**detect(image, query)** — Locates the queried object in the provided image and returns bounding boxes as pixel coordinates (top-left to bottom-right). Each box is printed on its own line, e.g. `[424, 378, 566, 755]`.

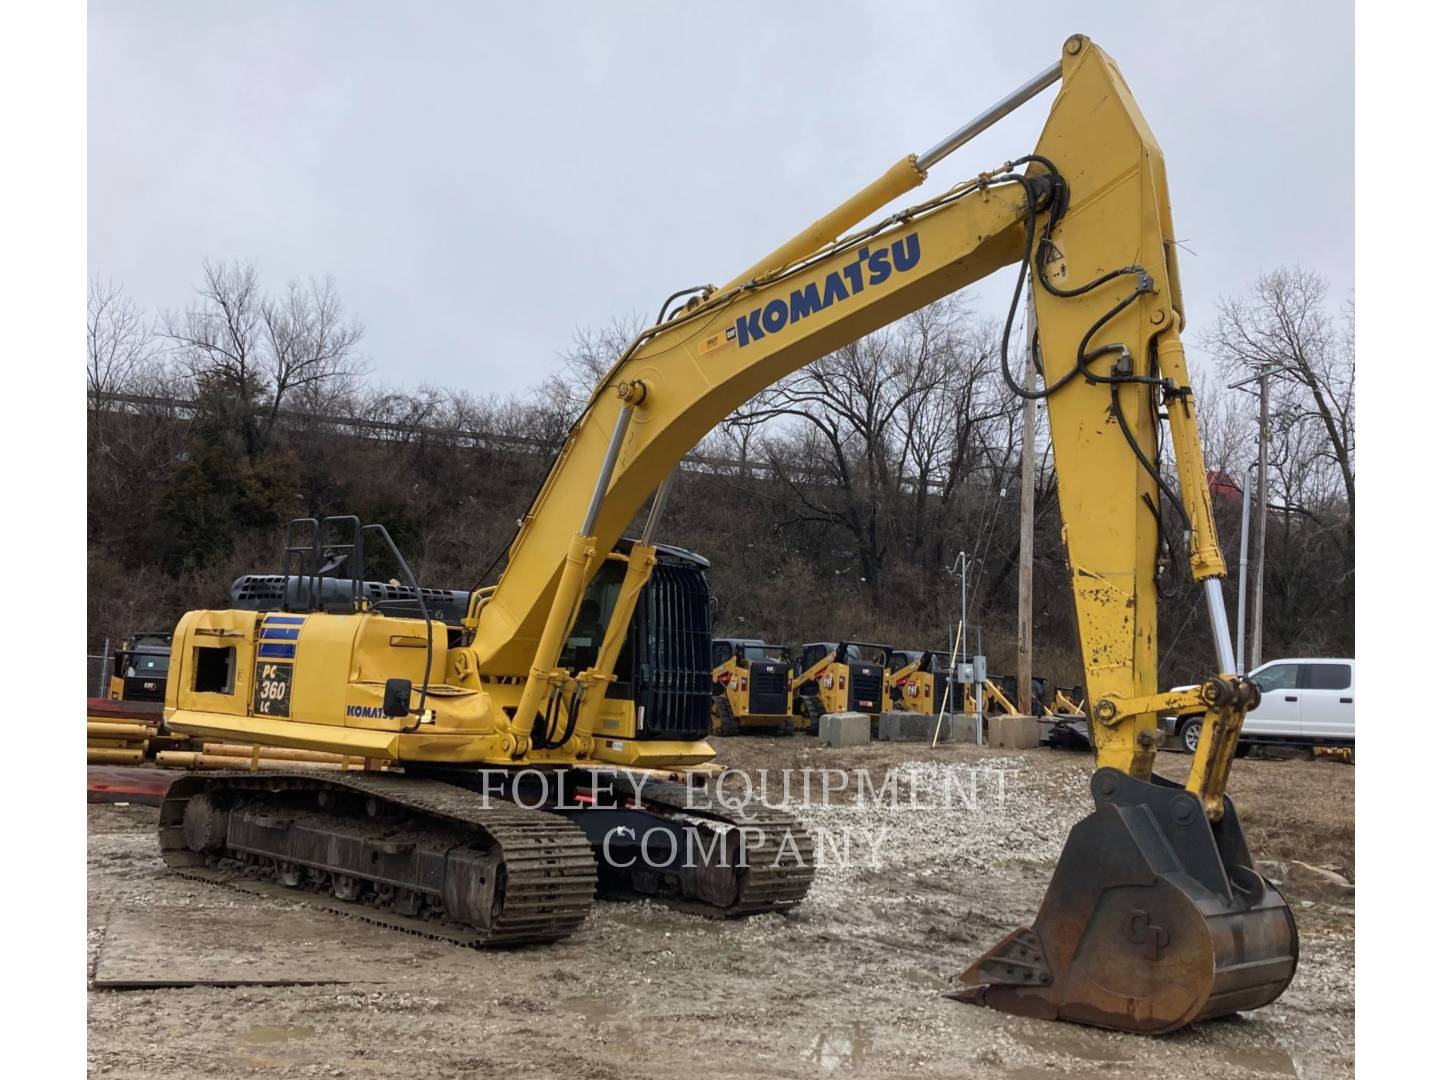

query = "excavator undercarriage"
[160, 768, 815, 946]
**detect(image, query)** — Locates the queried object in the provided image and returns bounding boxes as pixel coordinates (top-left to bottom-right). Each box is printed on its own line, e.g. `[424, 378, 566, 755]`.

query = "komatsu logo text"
[346, 704, 386, 719]
[731, 233, 920, 349]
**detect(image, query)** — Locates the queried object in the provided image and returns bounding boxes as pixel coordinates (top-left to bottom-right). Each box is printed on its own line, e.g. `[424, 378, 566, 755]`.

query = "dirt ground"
[87, 739, 1355, 1079]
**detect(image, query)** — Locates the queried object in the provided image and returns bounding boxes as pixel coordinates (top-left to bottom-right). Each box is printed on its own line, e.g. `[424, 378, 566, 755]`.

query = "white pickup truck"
[1166, 657, 1356, 755]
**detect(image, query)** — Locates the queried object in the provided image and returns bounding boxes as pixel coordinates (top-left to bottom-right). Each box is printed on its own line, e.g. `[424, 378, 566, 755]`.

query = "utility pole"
[959, 550, 969, 662]
[1250, 372, 1270, 671]
[1017, 290, 1036, 716]
[1226, 365, 1280, 672]
[1235, 467, 1252, 669]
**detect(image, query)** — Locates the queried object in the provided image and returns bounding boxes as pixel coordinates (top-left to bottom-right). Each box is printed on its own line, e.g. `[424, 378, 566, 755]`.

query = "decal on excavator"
[253, 661, 293, 717]
[730, 233, 921, 348]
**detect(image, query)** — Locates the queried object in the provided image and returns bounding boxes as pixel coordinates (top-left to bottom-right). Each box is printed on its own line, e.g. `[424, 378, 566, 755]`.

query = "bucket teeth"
[960, 928, 1053, 988]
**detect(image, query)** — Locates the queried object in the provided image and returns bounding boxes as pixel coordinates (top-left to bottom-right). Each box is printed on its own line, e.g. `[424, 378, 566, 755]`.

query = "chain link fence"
[87, 640, 110, 697]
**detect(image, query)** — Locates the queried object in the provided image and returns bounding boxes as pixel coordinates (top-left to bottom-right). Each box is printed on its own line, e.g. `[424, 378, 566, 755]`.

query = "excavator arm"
[475, 36, 1243, 798]
[471, 33, 1296, 1033]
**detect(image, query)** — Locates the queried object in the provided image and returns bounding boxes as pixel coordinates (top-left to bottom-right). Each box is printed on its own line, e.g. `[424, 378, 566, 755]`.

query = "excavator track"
[159, 770, 597, 947]
[595, 775, 816, 917]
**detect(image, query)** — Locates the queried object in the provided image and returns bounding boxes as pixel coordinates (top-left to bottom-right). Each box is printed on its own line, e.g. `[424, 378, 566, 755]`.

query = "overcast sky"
[89, 1, 1354, 397]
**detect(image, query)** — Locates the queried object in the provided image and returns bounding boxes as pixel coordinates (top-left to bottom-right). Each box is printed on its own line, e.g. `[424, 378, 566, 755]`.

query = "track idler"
[954, 768, 1298, 1034]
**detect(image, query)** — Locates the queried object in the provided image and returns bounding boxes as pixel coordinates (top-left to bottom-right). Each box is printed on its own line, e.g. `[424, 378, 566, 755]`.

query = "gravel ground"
[87, 740, 1354, 1079]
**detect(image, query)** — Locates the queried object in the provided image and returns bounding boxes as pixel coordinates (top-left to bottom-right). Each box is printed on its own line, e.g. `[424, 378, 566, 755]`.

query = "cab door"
[1299, 662, 1355, 742]
[1243, 662, 1303, 738]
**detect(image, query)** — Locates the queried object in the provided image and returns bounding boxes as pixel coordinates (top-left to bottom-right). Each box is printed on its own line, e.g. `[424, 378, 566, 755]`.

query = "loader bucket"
[953, 768, 1298, 1034]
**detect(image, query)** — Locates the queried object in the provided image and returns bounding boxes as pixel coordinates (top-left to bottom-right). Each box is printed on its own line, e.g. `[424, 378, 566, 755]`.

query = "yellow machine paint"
[789, 641, 891, 729]
[885, 652, 1030, 718]
[885, 649, 950, 714]
[710, 638, 794, 735]
[977, 679, 1021, 718]
[1048, 685, 1086, 717]
[162, 36, 1295, 1033]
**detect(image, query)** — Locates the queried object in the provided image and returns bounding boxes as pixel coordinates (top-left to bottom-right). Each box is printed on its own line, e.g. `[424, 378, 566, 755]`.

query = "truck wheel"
[1179, 717, 1204, 754]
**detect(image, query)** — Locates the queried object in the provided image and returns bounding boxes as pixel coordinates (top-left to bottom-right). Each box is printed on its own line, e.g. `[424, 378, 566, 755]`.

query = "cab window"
[1251, 663, 1300, 694]
[803, 646, 828, 670]
[1303, 663, 1352, 691]
[848, 644, 888, 666]
[712, 641, 733, 668]
[559, 561, 625, 671]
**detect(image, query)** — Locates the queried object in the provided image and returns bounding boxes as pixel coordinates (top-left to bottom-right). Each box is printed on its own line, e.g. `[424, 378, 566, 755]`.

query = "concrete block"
[938, 714, 979, 744]
[992, 715, 1041, 749]
[877, 711, 936, 742]
[874, 712, 981, 743]
[818, 711, 871, 748]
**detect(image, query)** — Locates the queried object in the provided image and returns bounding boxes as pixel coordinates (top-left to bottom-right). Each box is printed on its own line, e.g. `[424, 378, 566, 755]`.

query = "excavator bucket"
[953, 768, 1298, 1034]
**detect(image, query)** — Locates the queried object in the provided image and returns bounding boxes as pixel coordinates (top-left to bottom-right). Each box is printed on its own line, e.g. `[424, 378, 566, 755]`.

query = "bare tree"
[259, 275, 365, 437]
[723, 296, 1027, 610]
[163, 260, 268, 452]
[87, 277, 153, 421]
[538, 317, 647, 415]
[163, 260, 364, 455]
[733, 323, 928, 590]
[1205, 268, 1354, 530]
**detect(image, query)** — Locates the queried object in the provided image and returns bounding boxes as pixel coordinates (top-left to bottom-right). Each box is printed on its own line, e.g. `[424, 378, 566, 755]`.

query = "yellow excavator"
[158, 34, 1296, 1033]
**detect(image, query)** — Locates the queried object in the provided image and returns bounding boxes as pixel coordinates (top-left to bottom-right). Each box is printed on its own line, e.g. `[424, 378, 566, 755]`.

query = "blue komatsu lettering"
[735, 307, 765, 346]
[762, 299, 789, 333]
[867, 246, 892, 286]
[789, 282, 822, 321]
[891, 233, 920, 272]
[730, 231, 921, 348]
[346, 704, 386, 719]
